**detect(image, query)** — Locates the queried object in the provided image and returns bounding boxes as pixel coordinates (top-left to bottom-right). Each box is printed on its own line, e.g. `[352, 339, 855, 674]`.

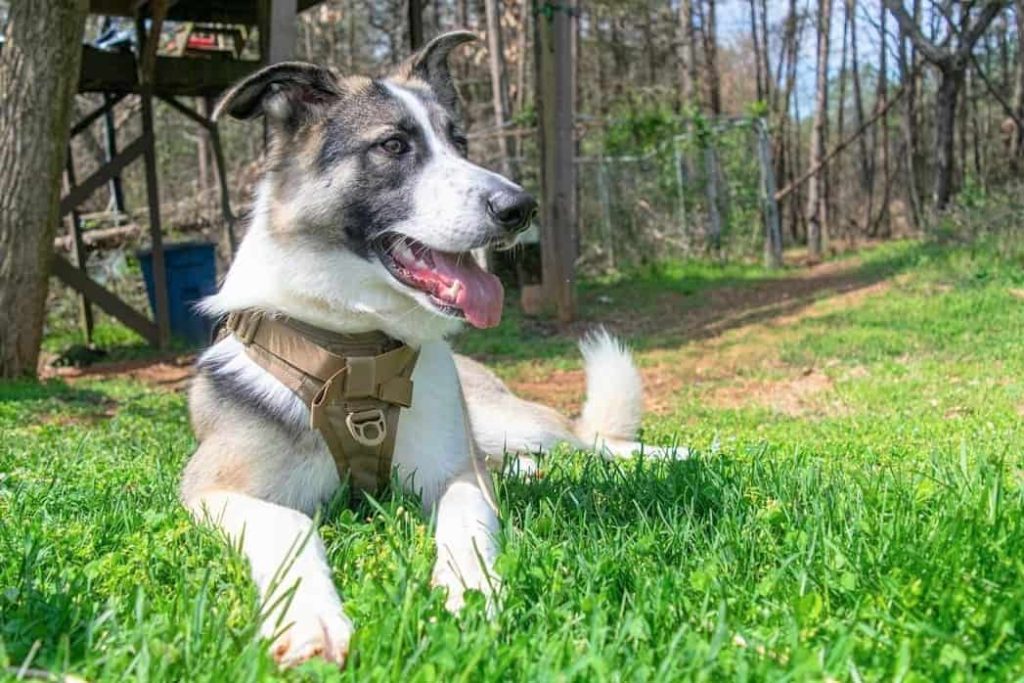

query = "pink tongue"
[425, 251, 504, 328]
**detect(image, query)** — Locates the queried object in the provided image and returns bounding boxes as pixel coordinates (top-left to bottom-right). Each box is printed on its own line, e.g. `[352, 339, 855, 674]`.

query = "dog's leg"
[186, 490, 353, 668]
[430, 460, 501, 614]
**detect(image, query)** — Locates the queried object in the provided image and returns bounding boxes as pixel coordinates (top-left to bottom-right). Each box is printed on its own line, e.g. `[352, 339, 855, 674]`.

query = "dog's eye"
[380, 137, 409, 156]
[451, 134, 469, 156]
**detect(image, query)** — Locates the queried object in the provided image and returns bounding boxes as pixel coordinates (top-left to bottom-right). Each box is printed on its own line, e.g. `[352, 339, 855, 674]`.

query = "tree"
[847, 0, 874, 227]
[1013, 0, 1024, 155]
[882, 0, 1008, 208]
[677, 0, 699, 109]
[484, 0, 514, 180]
[0, 0, 89, 378]
[700, 0, 722, 115]
[806, 0, 833, 260]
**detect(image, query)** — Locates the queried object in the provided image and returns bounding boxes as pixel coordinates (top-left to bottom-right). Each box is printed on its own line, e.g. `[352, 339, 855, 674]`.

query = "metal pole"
[757, 120, 783, 267]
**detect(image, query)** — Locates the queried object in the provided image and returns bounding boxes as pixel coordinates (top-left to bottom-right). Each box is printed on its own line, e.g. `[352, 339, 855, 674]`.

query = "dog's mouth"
[374, 235, 504, 329]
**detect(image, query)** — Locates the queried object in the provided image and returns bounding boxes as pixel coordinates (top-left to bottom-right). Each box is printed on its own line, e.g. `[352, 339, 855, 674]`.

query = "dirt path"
[41, 256, 896, 418]
[506, 258, 895, 415]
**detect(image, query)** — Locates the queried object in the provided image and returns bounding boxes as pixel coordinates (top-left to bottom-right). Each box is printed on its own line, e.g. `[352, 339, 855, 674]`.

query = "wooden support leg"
[63, 148, 95, 345]
[140, 91, 171, 349]
[103, 93, 127, 216]
[208, 114, 238, 257]
[136, 7, 171, 350]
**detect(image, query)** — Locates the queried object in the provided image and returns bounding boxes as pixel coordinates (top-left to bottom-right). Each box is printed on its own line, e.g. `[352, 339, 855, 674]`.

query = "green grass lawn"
[3, 235, 1024, 681]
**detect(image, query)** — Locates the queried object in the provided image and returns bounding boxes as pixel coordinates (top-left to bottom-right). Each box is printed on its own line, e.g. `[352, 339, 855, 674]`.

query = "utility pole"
[534, 0, 577, 322]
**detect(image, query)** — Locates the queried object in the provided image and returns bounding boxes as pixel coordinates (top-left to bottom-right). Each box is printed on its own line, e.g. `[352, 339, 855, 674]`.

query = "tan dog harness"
[224, 311, 419, 497]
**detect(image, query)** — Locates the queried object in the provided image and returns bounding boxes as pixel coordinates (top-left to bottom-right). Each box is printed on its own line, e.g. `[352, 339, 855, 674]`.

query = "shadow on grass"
[455, 242, 931, 364]
[0, 378, 110, 406]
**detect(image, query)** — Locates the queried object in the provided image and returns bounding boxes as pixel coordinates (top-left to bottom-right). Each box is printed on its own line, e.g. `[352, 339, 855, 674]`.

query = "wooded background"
[50, 0, 1024, 268]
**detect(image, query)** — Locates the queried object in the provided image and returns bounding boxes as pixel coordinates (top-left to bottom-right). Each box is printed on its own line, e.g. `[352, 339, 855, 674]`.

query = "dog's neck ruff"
[224, 310, 419, 498]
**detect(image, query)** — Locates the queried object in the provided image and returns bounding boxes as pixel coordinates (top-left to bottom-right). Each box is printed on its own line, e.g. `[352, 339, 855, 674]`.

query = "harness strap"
[224, 310, 419, 499]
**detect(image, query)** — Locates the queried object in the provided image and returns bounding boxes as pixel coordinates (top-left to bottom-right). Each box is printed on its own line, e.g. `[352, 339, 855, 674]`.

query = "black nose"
[486, 190, 537, 233]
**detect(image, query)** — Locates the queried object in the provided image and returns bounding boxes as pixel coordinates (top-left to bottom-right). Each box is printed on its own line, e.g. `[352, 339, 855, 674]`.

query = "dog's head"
[215, 32, 535, 332]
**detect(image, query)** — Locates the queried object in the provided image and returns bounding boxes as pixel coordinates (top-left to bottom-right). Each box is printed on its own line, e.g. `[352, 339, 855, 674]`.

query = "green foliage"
[602, 101, 683, 157]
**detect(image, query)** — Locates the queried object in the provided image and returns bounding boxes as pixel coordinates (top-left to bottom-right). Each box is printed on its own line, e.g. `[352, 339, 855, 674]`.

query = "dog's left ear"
[391, 31, 477, 113]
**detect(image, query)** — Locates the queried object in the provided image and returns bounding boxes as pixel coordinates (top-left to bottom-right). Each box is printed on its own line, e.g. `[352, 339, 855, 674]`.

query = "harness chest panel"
[224, 311, 419, 497]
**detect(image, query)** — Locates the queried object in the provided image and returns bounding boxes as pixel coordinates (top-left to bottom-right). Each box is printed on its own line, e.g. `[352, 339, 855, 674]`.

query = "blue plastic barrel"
[138, 242, 218, 347]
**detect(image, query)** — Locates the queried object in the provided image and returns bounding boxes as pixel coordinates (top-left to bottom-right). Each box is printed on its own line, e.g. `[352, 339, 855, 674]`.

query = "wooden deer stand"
[58, 0, 321, 349]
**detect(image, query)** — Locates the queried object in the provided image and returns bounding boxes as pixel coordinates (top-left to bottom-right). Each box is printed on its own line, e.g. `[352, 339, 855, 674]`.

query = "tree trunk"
[934, 65, 962, 209]
[677, 0, 698, 108]
[701, 0, 722, 115]
[484, 0, 514, 179]
[898, 0, 923, 227]
[874, 2, 892, 236]
[1014, 0, 1024, 155]
[748, 0, 766, 101]
[0, 0, 89, 378]
[758, 0, 773, 103]
[774, 0, 800, 240]
[834, 2, 850, 238]
[847, 0, 873, 227]
[805, 0, 832, 261]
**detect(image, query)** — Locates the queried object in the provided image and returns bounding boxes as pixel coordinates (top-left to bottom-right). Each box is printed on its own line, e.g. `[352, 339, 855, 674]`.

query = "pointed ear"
[392, 31, 477, 112]
[213, 62, 340, 129]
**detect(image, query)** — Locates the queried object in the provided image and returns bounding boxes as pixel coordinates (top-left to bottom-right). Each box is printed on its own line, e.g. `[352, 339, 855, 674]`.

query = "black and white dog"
[182, 32, 670, 669]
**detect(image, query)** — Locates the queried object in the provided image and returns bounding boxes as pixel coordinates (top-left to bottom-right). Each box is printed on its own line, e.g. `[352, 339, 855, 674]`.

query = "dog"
[182, 31, 671, 669]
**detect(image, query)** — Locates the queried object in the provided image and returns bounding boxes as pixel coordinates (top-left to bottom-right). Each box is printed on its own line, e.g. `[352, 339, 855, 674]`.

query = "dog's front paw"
[432, 559, 501, 615]
[266, 602, 354, 669]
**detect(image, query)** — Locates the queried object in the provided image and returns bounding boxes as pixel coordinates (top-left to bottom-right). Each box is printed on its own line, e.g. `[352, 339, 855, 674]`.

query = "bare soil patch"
[508, 260, 893, 416]
[41, 354, 196, 392]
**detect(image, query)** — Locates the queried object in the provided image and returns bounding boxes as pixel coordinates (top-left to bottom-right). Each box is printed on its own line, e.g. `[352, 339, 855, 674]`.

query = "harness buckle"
[345, 408, 387, 447]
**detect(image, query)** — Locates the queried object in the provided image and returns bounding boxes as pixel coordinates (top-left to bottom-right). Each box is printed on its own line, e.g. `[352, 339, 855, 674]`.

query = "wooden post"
[136, 7, 171, 348]
[262, 0, 297, 64]
[534, 0, 577, 323]
[408, 0, 424, 50]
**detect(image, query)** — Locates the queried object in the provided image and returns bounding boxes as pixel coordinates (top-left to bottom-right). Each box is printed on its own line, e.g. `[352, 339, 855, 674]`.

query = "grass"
[3, 232, 1024, 680]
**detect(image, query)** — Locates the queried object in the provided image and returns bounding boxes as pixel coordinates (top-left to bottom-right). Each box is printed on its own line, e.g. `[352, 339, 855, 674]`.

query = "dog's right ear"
[213, 62, 340, 127]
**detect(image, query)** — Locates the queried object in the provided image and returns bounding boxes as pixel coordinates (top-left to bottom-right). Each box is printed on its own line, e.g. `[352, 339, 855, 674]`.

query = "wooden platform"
[89, 0, 321, 25]
[79, 45, 259, 96]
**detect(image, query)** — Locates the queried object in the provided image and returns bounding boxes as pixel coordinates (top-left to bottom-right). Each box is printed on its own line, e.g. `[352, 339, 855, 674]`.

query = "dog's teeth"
[447, 281, 463, 300]
[395, 243, 414, 262]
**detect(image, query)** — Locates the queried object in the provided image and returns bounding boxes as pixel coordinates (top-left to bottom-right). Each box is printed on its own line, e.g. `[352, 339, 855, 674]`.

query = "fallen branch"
[54, 223, 140, 252]
[774, 79, 910, 203]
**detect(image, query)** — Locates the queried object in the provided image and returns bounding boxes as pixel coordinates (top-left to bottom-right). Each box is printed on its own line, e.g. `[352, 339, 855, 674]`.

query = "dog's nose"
[486, 190, 537, 233]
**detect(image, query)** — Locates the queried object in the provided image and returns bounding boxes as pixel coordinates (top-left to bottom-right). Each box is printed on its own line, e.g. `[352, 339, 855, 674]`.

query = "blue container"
[138, 242, 218, 347]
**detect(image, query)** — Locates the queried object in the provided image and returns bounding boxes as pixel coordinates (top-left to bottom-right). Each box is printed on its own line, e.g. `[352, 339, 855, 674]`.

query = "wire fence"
[472, 116, 783, 275]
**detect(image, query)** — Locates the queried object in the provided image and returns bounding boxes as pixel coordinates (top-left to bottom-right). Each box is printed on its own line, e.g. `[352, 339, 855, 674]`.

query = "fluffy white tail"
[574, 329, 644, 447]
